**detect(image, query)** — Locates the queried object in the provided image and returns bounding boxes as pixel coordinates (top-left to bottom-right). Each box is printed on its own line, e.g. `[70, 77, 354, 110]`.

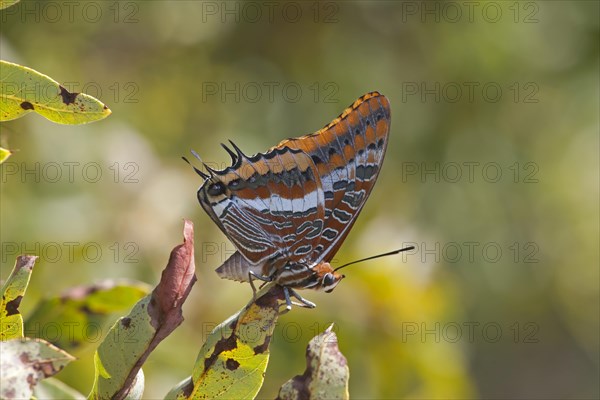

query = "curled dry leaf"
[277, 324, 349, 400]
[152, 219, 197, 338]
[89, 220, 196, 400]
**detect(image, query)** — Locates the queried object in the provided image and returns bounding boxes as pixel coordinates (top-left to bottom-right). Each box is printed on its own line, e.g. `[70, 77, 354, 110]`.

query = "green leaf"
[165, 284, 284, 400]
[89, 220, 196, 400]
[34, 378, 85, 400]
[0, 60, 111, 124]
[0, 255, 37, 340]
[0, 337, 75, 399]
[25, 279, 151, 351]
[277, 324, 349, 400]
[0, 0, 20, 10]
[0, 147, 11, 164]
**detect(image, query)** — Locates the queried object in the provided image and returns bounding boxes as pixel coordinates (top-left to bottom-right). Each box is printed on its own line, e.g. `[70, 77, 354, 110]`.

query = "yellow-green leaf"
[0, 337, 75, 399]
[0, 60, 111, 124]
[0, 0, 19, 10]
[25, 280, 151, 351]
[166, 285, 284, 400]
[0, 147, 11, 164]
[0, 255, 37, 340]
[277, 324, 349, 400]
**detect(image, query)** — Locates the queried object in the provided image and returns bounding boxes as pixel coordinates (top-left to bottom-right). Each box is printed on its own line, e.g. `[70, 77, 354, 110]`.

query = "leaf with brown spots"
[165, 284, 284, 400]
[277, 324, 349, 400]
[89, 220, 196, 400]
[25, 279, 150, 351]
[0, 338, 75, 399]
[0, 255, 37, 340]
[0, 60, 111, 124]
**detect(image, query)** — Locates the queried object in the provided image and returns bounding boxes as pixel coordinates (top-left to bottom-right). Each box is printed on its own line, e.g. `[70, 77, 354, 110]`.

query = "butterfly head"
[312, 262, 345, 293]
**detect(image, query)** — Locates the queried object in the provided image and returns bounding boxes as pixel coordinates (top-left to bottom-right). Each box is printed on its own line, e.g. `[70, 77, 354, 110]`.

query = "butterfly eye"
[207, 182, 226, 196]
[323, 273, 335, 287]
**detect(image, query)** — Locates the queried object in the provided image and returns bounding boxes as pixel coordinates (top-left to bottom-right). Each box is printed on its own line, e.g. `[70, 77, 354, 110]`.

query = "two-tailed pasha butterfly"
[187, 92, 413, 310]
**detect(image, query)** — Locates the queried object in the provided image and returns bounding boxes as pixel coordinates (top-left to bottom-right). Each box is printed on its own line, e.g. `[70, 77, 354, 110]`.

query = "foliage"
[0, 337, 75, 399]
[0, 146, 10, 163]
[277, 324, 349, 400]
[0, 60, 111, 125]
[89, 220, 196, 400]
[1, 20, 110, 162]
[25, 280, 150, 351]
[0, 255, 36, 340]
[0, 223, 349, 399]
[167, 284, 282, 400]
[0, 0, 19, 10]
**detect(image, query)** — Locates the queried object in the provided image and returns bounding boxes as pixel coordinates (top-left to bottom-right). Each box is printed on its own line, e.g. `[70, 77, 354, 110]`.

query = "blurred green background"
[1, 1, 598, 398]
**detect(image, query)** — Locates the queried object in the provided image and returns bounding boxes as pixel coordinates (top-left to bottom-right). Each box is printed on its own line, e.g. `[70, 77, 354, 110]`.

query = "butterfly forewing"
[271, 92, 391, 264]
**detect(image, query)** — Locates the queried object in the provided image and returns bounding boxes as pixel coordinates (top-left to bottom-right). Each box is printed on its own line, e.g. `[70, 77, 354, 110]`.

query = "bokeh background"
[1, 1, 598, 398]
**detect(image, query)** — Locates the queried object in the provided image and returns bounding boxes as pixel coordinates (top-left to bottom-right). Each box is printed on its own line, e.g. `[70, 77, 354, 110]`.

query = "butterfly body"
[195, 92, 391, 306]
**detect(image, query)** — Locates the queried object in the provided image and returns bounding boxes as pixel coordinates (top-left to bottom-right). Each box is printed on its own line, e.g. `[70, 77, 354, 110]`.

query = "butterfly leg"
[278, 287, 315, 314]
[288, 288, 316, 309]
[282, 287, 293, 314]
[248, 271, 272, 300]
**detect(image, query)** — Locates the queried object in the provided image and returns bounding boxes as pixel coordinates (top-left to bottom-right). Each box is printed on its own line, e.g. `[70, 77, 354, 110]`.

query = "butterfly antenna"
[182, 154, 209, 179]
[333, 246, 415, 272]
[221, 143, 238, 164]
[189, 149, 220, 177]
[190, 149, 203, 162]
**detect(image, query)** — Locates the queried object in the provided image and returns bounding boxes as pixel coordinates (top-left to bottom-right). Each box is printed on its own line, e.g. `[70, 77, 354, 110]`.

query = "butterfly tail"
[215, 250, 266, 282]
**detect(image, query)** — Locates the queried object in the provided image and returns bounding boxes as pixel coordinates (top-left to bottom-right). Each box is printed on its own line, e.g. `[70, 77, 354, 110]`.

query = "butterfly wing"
[197, 91, 390, 282]
[272, 91, 391, 263]
[198, 146, 326, 277]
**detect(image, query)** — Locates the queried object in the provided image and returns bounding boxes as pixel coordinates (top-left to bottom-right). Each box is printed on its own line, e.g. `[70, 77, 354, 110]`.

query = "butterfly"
[189, 92, 392, 310]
